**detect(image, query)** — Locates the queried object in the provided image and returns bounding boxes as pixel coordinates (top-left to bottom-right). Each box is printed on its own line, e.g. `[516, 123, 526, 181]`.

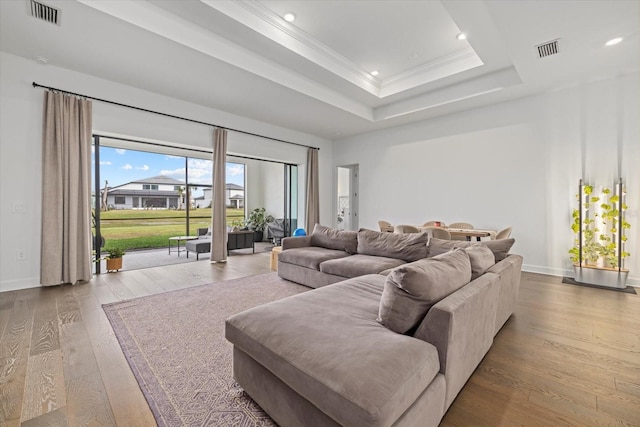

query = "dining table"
[446, 228, 493, 241]
[417, 226, 494, 241]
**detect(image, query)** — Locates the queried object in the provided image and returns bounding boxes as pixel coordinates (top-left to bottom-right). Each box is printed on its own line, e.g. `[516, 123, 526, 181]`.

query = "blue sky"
[92, 147, 245, 195]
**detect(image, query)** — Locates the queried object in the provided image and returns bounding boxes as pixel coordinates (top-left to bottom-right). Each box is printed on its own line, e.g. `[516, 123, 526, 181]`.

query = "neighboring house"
[106, 175, 186, 209]
[199, 184, 244, 208]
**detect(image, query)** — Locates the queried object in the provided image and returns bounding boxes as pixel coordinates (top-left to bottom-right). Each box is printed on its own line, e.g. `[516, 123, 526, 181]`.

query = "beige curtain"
[211, 128, 228, 262]
[40, 91, 93, 286]
[305, 148, 320, 232]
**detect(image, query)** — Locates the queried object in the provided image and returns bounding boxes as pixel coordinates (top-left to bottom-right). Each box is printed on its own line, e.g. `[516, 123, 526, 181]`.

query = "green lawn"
[97, 208, 245, 252]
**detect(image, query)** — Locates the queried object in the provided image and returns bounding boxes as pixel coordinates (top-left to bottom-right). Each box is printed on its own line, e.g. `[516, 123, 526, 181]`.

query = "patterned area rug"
[103, 272, 308, 426]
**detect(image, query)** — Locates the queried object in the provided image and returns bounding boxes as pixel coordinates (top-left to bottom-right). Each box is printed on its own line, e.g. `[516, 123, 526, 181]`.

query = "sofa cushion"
[310, 224, 358, 254]
[226, 275, 441, 427]
[278, 246, 351, 270]
[429, 238, 515, 262]
[357, 229, 428, 262]
[463, 245, 496, 280]
[320, 254, 406, 278]
[378, 249, 472, 334]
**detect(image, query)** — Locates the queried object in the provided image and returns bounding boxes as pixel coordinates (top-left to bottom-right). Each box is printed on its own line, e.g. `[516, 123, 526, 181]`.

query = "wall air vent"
[29, 0, 60, 25]
[536, 40, 559, 58]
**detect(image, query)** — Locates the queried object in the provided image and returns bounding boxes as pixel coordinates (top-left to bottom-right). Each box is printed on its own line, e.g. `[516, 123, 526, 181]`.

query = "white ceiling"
[1, 0, 638, 140]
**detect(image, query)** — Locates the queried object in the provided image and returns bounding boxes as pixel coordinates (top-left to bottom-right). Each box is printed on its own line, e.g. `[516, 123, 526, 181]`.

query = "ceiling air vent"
[536, 40, 559, 58]
[29, 0, 60, 25]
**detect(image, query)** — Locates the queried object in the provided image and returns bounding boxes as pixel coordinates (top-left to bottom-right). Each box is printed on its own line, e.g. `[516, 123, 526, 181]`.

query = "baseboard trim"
[522, 264, 639, 287]
[0, 277, 41, 293]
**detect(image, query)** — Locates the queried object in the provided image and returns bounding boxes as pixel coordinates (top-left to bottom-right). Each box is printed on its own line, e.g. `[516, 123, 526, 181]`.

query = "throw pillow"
[462, 245, 495, 280]
[357, 228, 428, 262]
[377, 249, 472, 334]
[428, 238, 515, 261]
[310, 224, 358, 254]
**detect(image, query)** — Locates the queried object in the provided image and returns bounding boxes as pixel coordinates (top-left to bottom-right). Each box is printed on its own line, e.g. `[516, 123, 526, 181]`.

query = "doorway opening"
[336, 164, 359, 231]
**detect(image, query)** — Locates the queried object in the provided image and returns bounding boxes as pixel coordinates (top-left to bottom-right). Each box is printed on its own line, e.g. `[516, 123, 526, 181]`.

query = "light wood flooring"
[1, 254, 639, 426]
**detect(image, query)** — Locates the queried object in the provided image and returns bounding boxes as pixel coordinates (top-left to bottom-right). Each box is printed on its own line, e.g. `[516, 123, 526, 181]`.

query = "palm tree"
[177, 186, 184, 210]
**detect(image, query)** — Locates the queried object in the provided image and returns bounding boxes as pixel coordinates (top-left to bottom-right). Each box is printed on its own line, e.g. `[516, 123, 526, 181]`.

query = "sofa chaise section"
[226, 274, 446, 427]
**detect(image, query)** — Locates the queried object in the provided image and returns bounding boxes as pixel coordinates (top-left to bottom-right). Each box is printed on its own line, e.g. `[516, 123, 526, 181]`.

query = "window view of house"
[93, 146, 246, 256]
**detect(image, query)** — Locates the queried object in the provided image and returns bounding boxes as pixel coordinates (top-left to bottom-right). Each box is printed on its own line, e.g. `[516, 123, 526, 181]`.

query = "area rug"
[103, 272, 308, 426]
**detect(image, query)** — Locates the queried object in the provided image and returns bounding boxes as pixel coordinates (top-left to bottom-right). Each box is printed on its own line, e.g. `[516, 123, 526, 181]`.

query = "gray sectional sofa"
[226, 225, 522, 427]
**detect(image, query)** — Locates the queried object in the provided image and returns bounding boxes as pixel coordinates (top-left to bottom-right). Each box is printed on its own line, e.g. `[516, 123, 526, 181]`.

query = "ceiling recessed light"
[605, 37, 623, 46]
[284, 13, 295, 22]
[456, 32, 467, 41]
[370, 70, 379, 77]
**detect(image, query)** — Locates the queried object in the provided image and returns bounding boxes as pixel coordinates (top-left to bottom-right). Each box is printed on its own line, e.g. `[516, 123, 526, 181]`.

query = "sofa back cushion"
[358, 229, 428, 262]
[377, 249, 472, 334]
[310, 224, 358, 254]
[463, 245, 496, 280]
[429, 238, 515, 262]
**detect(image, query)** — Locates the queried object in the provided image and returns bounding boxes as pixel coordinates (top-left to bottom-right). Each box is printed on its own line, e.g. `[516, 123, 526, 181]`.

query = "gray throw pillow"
[310, 224, 358, 254]
[428, 238, 515, 261]
[357, 229, 428, 262]
[377, 249, 472, 334]
[463, 245, 495, 280]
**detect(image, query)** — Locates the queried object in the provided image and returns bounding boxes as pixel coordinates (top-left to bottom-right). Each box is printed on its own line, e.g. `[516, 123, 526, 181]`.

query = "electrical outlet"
[16, 250, 26, 260]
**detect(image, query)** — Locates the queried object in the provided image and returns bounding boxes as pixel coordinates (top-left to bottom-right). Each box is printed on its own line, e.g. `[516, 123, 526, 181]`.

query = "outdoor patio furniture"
[186, 229, 255, 260]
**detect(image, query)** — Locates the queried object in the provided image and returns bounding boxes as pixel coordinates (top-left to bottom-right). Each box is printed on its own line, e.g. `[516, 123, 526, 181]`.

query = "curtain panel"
[305, 148, 320, 232]
[211, 128, 228, 262]
[40, 91, 93, 286]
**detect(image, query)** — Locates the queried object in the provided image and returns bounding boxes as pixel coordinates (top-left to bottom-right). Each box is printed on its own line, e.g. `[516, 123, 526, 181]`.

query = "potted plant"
[569, 179, 630, 288]
[105, 247, 125, 272]
[247, 207, 275, 242]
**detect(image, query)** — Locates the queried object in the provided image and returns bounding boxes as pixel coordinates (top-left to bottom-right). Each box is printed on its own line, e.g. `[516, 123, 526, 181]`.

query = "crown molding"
[202, 0, 380, 96]
[202, 0, 485, 99]
[380, 48, 484, 98]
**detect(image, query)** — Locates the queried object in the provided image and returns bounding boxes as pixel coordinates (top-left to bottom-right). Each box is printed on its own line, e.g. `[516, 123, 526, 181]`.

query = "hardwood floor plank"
[56, 287, 81, 326]
[59, 321, 116, 426]
[20, 407, 69, 427]
[29, 289, 60, 356]
[20, 350, 66, 422]
[0, 299, 35, 424]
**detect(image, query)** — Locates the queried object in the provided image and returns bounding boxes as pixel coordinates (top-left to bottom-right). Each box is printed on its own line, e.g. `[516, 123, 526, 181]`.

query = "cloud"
[136, 165, 149, 171]
[99, 161, 112, 165]
[165, 155, 181, 159]
[227, 164, 244, 176]
[160, 168, 185, 176]
[122, 164, 133, 170]
[115, 149, 126, 155]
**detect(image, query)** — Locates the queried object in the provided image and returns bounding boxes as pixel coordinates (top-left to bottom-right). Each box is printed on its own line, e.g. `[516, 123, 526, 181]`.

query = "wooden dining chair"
[495, 226, 512, 240]
[448, 222, 474, 240]
[394, 224, 420, 233]
[430, 227, 451, 240]
[422, 220, 446, 228]
[378, 220, 394, 233]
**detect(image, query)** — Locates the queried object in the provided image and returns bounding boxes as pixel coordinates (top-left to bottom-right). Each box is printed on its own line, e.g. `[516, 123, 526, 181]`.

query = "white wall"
[0, 52, 333, 291]
[333, 73, 640, 285]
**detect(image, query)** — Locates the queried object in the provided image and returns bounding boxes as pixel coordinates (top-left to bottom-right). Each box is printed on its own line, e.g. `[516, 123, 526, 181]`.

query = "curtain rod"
[32, 82, 319, 151]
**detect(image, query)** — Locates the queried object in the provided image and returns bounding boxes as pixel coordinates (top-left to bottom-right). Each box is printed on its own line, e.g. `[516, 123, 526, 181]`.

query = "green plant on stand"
[247, 207, 275, 242]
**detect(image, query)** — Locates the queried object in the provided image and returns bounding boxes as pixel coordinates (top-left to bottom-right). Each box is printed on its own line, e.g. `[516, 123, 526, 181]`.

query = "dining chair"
[378, 220, 394, 233]
[430, 227, 451, 240]
[495, 227, 512, 240]
[422, 220, 446, 227]
[394, 224, 420, 234]
[448, 222, 474, 240]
